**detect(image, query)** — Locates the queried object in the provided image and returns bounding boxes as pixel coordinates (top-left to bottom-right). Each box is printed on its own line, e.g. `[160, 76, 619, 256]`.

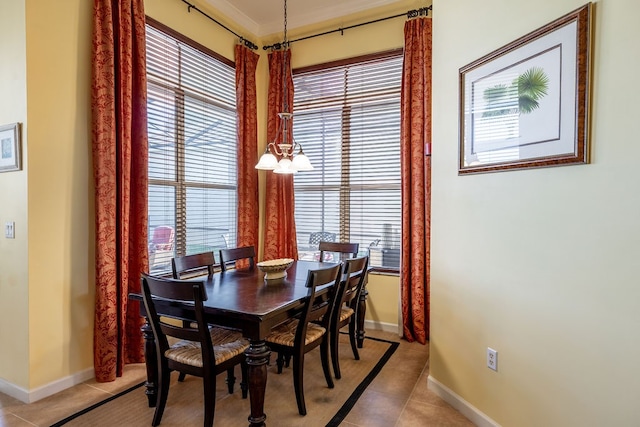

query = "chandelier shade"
[255, 0, 313, 174]
[255, 150, 278, 170]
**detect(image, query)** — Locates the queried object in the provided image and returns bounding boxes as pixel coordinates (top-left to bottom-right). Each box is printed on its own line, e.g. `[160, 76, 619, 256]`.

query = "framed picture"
[0, 122, 22, 172]
[459, 3, 592, 175]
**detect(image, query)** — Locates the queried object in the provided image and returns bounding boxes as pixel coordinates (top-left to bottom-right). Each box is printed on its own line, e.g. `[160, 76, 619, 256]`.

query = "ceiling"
[204, 0, 402, 37]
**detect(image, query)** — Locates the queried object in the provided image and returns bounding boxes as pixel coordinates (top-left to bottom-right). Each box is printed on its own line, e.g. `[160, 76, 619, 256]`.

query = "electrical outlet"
[5, 222, 15, 239]
[487, 347, 498, 371]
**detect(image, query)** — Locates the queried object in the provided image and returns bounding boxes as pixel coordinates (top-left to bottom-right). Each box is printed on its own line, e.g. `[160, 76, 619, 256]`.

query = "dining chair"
[265, 263, 342, 416]
[318, 241, 359, 262]
[172, 251, 217, 279]
[328, 256, 369, 379]
[219, 246, 256, 271]
[141, 274, 249, 427]
[170, 251, 218, 382]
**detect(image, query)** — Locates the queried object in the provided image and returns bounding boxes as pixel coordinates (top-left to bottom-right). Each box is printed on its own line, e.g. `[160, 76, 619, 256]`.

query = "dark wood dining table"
[130, 260, 368, 427]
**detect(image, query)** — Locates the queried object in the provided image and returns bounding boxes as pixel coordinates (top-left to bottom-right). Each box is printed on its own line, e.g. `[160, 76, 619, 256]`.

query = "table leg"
[356, 288, 368, 348]
[245, 339, 270, 427]
[141, 318, 157, 407]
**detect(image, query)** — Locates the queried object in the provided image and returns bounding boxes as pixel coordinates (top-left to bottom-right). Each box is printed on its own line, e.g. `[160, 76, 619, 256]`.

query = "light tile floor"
[0, 330, 473, 426]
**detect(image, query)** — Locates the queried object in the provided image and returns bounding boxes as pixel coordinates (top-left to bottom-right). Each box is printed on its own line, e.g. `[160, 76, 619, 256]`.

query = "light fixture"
[255, 0, 313, 175]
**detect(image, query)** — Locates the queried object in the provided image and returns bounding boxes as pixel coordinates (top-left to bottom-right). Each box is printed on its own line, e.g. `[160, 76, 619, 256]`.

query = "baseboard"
[364, 319, 399, 335]
[0, 378, 29, 403]
[0, 368, 94, 403]
[427, 375, 501, 427]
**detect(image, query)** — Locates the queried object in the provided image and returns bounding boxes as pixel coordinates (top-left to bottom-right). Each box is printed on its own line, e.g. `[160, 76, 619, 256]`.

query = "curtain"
[264, 49, 299, 260]
[235, 45, 260, 266]
[91, 0, 148, 381]
[400, 17, 432, 344]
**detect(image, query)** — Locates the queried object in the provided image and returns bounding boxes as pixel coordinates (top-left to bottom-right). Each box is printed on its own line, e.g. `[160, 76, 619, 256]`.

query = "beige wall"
[0, 0, 29, 390]
[0, 0, 411, 396]
[431, 0, 640, 425]
[24, 0, 94, 389]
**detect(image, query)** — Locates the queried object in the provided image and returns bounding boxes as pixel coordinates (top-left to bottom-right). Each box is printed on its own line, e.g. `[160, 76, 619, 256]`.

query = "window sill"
[369, 268, 400, 276]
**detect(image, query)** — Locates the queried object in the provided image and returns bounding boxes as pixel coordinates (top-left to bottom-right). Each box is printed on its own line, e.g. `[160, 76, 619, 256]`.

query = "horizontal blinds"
[146, 23, 237, 274]
[293, 53, 403, 270]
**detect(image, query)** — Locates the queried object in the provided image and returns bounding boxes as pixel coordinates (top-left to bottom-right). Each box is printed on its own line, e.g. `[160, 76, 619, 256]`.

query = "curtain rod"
[263, 5, 432, 50]
[179, 0, 259, 50]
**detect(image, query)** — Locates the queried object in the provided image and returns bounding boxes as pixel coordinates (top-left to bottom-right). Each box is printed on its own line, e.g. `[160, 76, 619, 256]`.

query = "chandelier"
[255, 0, 313, 174]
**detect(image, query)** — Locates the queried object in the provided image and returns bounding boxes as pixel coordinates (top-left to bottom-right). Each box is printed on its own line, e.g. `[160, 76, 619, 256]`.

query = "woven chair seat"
[142, 274, 249, 427]
[165, 327, 249, 368]
[338, 307, 355, 322]
[265, 319, 326, 347]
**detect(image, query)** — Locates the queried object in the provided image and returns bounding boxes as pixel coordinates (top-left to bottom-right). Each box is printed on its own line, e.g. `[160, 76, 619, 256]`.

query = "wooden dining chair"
[328, 256, 369, 379]
[318, 241, 359, 262]
[172, 251, 217, 279]
[171, 251, 218, 382]
[141, 274, 249, 427]
[265, 263, 342, 416]
[219, 246, 256, 271]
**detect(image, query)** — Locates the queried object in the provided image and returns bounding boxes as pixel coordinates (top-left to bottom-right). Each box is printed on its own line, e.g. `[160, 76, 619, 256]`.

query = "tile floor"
[0, 330, 473, 426]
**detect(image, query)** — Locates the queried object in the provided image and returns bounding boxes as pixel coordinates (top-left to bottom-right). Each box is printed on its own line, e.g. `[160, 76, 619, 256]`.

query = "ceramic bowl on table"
[256, 258, 294, 281]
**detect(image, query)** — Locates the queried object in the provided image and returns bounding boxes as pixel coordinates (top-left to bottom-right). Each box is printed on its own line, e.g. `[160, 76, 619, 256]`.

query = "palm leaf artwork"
[517, 67, 549, 113]
[482, 67, 549, 117]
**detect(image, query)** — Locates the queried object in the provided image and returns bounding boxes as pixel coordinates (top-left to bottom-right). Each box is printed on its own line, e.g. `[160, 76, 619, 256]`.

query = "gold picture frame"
[459, 3, 592, 174]
[0, 122, 22, 172]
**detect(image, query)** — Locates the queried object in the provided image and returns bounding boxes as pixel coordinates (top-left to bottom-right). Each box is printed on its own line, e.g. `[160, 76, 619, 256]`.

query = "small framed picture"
[0, 122, 22, 172]
[459, 4, 592, 174]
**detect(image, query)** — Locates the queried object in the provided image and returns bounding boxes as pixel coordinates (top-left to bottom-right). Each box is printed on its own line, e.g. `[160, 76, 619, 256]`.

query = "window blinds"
[292, 51, 403, 270]
[146, 22, 237, 274]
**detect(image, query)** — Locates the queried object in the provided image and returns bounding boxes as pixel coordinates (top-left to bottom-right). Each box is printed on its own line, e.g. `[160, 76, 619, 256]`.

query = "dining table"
[130, 260, 369, 427]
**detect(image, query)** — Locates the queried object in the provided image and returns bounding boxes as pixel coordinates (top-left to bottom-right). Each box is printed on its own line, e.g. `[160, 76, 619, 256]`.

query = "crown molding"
[202, 0, 262, 36]
[204, 0, 400, 38]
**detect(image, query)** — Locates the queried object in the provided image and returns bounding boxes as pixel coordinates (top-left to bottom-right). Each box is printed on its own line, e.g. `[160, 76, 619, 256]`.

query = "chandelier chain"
[255, 0, 313, 173]
[283, 0, 288, 44]
[282, 0, 289, 114]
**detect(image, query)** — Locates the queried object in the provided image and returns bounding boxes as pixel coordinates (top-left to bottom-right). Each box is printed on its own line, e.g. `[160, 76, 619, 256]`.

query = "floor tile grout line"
[83, 383, 119, 396]
[393, 352, 430, 427]
[7, 412, 39, 427]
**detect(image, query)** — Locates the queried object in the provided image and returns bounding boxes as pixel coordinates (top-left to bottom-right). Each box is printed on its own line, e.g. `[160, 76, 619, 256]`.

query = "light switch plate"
[5, 222, 15, 239]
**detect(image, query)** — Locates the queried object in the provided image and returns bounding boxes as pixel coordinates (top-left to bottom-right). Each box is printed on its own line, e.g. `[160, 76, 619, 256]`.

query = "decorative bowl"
[257, 258, 294, 281]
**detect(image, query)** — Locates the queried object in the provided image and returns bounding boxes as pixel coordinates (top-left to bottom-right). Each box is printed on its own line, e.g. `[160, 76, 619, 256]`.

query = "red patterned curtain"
[235, 45, 260, 264]
[91, 0, 148, 381]
[400, 17, 432, 344]
[264, 49, 299, 260]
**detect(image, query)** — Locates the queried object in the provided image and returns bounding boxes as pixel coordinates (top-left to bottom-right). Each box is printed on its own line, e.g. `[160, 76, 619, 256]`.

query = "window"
[146, 20, 237, 273]
[292, 51, 403, 271]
